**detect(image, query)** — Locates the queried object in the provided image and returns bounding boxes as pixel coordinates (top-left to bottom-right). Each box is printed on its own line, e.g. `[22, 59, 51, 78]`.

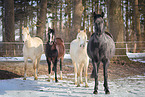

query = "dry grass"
[0, 59, 145, 81]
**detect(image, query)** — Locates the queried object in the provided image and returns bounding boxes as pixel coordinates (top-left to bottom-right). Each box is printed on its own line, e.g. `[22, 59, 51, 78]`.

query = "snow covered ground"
[0, 54, 145, 64]
[0, 54, 71, 62]
[0, 74, 145, 97]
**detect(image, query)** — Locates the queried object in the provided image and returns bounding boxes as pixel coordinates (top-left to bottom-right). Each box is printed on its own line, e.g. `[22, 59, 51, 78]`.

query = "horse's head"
[77, 29, 87, 48]
[22, 26, 30, 42]
[93, 12, 104, 36]
[48, 28, 55, 43]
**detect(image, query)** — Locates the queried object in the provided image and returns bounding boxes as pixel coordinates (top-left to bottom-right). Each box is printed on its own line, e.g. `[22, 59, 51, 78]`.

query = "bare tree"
[107, 0, 125, 55]
[133, 0, 142, 52]
[70, 0, 84, 42]
[37, 0, 47, 40]
[4, 0, 15, 42]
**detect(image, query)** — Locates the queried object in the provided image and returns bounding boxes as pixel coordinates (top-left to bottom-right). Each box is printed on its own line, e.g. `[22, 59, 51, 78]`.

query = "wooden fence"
[0, 41, 145, 57]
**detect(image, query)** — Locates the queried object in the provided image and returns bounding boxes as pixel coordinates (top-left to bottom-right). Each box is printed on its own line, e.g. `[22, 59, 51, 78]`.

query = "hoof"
[75, 82, 77, 85]
[47, 79, 50, 82]
[81, 82, 83, 84]
[23, 78, 26, 80]
[34, 77, 38, 80]
[85, 84, 89, 88]
[93, 90, 98, 94]
[60, 77, 62, 80]
[55, 80, 58, 83]
[105, 90, 110, 94]
[77, 84, 80, 87]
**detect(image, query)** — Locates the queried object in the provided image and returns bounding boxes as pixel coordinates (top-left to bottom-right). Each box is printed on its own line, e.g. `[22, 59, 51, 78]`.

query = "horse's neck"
[47, 41, 57, 50]
[24, 36, 32, 48]
[94, 32, 105, 41]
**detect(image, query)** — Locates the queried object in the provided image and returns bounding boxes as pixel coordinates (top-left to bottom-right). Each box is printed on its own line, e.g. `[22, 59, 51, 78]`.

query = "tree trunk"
[133, 0, 142, 52]
[2, 2, 5, 42]
[37, 0, 47, 40]
[82, 0, 86, 30]
[125, 0, 129, 42]
[70, 0, 84, 42]
[4, 0, 15, 56]
[107, 0, 125, 55]
[4, 0, 15, 42]
[19, 19, 23, 41]
[59, 0, 63, 32]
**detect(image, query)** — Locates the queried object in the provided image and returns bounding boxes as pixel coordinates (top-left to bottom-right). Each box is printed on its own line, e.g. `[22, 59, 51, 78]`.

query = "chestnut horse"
[45, 28, 65, 82]
[87, 12, 115, 94]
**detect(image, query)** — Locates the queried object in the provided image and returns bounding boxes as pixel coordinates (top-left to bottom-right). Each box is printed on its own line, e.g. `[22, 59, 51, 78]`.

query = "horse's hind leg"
[60, 57, 63, 80]
[36, 57, 41, 76]
[84, 64, 89, 87]
[33, 59, 38, 80]
[23, 58, 28, 80]
[102, 58, 110, 94]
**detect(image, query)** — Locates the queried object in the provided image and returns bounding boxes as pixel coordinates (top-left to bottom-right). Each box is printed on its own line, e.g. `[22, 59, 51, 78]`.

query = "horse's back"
[55, 38, 65, 58]
[23, 37, 43, 59]
[55, 38, 64, 45]
[70, 39, 78, 57]
[32, 37, 43, 45]
[32, 37, 43, 52]
[105, 34, 115, 58]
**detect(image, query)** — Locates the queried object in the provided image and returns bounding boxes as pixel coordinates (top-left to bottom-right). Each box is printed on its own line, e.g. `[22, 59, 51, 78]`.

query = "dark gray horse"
[87, 12, 115, 94]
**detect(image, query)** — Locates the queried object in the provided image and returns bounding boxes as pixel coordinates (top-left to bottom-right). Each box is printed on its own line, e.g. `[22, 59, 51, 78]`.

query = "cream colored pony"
[22, 26, 43, 80]
[70, 29, 89, 87]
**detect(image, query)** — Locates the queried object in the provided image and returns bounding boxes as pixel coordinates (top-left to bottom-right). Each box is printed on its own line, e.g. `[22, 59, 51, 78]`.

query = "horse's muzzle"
[80, 44, 85, 48]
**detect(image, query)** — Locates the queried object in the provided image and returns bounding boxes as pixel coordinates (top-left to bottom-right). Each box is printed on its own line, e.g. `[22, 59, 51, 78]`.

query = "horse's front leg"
[92, 59, 100, 94]
[23, 58, 28, 80]
[103, 58, 110, 94]
[80, 64, 83, 85]
[72, 61, 77, 85]
[33, 59, 38, 80]
[46, 58, 51, 81]
[84, 63, 89, 87]
[53, 58, 58, 82]
[36, 57, 41, 76]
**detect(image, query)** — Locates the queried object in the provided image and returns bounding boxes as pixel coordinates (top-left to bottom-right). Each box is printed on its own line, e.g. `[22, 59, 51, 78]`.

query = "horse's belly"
[71, 49, 89, 64]
[23, 47, 43, 59]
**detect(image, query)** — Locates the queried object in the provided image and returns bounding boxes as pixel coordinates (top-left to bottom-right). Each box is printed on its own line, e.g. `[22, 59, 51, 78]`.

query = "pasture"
[0, 60, 145, 96]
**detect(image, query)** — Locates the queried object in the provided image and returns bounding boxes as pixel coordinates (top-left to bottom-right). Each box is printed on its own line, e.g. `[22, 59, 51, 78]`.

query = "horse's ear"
[48, 27, 50, 31]
[84, 29, 86, 33]
[27, 26, 29, 30]
[101, 12, 104, 18]
[78, 29, 80, 33]
[22, 26, 24, 30]
[93, 12, 96, 17]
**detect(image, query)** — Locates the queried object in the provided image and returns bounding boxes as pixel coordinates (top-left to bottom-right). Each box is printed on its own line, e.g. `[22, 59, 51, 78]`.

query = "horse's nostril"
[80, 44, 85, 48]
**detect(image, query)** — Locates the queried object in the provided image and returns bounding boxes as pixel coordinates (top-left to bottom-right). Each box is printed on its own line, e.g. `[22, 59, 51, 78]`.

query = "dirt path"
[0, 59, 145, 81]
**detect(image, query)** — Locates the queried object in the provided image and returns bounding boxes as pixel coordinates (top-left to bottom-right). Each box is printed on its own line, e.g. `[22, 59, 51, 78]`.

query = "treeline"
[0, 0, 145, 55]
